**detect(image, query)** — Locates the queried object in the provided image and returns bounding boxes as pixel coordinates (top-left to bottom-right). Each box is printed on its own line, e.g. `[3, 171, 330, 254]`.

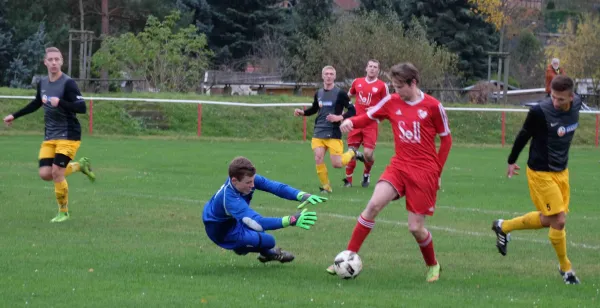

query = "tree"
[468, 0, 524, 79]
[0, 0, 14, 83]
[359, 0, 402, 17]
[293, 0, 335, 41]
[546, 13, 600, 105]
[401, 0, 499, 81]
[512, 30, 544, 88]
[248, 30, 294, 76]
[179, 0, 289, 69]
[4, 23, 47, 88]
[296, 12, 458, 89]
[92, 11, 213, 92]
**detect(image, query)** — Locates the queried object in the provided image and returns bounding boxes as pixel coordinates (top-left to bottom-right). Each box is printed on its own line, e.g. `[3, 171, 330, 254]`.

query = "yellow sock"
[316, 163, 330, 191]
[501, 211, 543, 233]
[64, 162, 80, 177]
[341, 150, 355, 165]
[549, 227, 571, 272]
[54, 180, 69, 213]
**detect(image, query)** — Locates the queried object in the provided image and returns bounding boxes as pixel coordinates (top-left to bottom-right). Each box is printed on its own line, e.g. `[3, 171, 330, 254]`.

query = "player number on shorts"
[398, 121, 421, 143]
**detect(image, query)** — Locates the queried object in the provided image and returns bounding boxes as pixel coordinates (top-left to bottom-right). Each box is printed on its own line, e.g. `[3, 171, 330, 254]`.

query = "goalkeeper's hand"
[282, 209, 317, 230]
[297, 191, 328, 209]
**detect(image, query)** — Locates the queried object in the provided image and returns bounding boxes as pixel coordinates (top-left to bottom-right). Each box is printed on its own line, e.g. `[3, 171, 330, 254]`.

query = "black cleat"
[559, 268, 581, 285]
[361, 174, 370, 188]
[257, 247, 295, 263]
[491, 219, 510, 256]
[351, 148, 365, 162]
[342, 178, 352, 187]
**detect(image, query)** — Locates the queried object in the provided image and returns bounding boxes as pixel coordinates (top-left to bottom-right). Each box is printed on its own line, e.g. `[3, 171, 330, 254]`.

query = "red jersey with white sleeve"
[348, 77, 389, 129]
[351, 91, 451, 174]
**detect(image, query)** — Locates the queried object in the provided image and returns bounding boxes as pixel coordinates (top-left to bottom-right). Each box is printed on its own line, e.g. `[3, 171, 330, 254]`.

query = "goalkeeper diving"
[202, 156, 327, 263]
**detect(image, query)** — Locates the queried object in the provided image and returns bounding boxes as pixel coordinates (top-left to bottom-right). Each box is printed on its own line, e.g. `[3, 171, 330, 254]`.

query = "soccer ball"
[333, 250, 362, 279]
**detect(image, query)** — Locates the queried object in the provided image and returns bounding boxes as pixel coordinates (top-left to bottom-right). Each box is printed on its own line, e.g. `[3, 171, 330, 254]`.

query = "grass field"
[0, 135, 599, 307]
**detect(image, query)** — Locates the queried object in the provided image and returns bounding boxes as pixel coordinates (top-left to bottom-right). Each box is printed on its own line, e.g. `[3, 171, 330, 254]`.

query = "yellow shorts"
[526, 167, 570, 216]
[311, 138, 344, 155]
[38, 140, 81, 160]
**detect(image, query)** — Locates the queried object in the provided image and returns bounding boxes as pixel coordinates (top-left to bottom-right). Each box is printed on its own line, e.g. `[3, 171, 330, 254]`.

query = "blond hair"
[322, 65, 336, 74]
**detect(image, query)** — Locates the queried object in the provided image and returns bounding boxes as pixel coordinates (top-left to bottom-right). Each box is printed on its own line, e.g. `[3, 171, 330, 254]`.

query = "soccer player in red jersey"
[344, 60, 390, 188]
[326, 63, 452, 282]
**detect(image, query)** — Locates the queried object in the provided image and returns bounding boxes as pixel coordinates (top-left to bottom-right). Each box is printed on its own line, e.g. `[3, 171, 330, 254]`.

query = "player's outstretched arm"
[228, 198, 318, 231]
[282, 209, 317, 230]
[253, 175, 327, 207]
[6, 83, 43, 124]
[297, 191, 327, 209]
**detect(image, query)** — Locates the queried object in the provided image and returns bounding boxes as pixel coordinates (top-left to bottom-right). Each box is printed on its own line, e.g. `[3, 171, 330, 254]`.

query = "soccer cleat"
[559, 267, 580, 285]
[326, 264, 336, 275]
[426, 263, 441, 282]
[342, 178, 352, 188]
[50, 212, 70, 223]
[351, 149, 365, 162]
[257, 247, 295, 263]
[319, 186, 332, 194]
[361, 174, 370, 188]
[79, 157, 96, 183]
[492, 219, 510, 256]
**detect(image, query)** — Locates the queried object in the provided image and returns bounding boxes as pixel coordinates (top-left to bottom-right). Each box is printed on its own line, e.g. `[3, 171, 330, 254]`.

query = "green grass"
[0, 135, 599, 307]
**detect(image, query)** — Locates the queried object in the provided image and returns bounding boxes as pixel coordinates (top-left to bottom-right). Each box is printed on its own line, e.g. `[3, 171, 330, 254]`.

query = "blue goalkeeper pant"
[205, 221, 276, 255]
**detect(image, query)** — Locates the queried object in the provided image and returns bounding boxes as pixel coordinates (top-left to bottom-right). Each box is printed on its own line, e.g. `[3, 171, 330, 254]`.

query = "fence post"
[501, 111, 506, 147]
[596, 114, 600, 147]
[302, 106, 307, 141]
[89, 99, 93, 135]
[197, 104, 202, 137]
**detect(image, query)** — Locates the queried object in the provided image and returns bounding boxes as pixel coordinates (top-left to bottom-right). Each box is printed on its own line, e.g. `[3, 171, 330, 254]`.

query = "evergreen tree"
[401, 0, 499, 80]
[179, 0, 289, 69]
[0, 0, 14, 83]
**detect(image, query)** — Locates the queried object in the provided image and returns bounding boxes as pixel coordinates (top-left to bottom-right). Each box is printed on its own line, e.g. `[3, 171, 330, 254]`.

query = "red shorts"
[347, 127, 378, 150]
[379, 164, 439, 216]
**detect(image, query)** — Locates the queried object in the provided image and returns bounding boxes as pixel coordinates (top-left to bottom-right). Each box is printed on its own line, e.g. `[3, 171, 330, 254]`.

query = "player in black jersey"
[3, 47, 95, 223]
[491, 75, 581, 284]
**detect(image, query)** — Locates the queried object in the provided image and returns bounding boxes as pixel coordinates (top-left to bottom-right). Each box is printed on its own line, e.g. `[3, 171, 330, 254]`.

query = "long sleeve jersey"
[202, 174, 301, 242]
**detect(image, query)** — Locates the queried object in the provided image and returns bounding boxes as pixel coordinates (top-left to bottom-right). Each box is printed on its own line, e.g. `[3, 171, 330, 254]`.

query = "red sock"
[347, 215, 375, 252]
[345, 160, 356, 183]
[417, 231, 437, 266]
[363, 160, 374, 175]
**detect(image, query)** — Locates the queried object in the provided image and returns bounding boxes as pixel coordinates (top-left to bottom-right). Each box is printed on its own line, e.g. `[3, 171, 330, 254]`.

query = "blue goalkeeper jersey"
[202, 174, 301, 242]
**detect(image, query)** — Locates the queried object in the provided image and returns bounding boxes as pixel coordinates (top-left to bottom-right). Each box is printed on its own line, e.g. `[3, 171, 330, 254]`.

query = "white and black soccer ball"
[333, 250, 362, 279]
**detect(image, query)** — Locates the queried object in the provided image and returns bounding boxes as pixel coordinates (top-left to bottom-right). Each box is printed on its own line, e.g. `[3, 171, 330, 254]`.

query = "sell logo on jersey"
[398, 121, 421, 143]
[358, 92, 372, 106]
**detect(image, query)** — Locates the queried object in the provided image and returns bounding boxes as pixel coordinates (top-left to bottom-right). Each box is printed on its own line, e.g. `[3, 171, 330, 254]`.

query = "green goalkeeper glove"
[296, 191, 328, 209]
[282, 209, 318, 230]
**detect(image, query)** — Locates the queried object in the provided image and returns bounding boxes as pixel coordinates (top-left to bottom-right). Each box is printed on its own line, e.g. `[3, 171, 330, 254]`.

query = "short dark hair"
[551, 75, 574, 93]
[228, 156, 256, 181]
[388, 62, 420, 86]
